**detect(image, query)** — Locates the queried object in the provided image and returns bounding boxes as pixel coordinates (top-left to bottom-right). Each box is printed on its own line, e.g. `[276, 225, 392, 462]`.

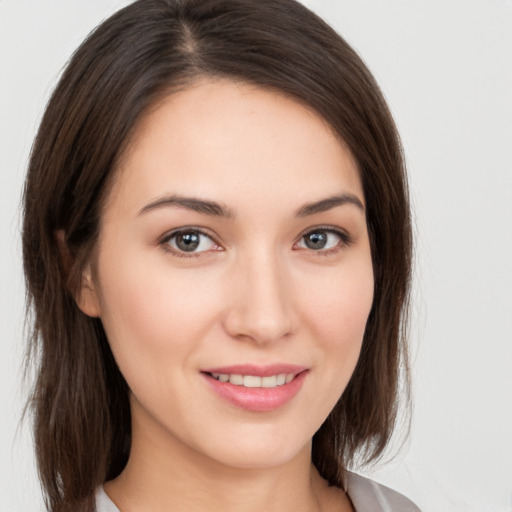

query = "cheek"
[304, 262, 374, 343]
[94, 249, 221, 369]
[299, 255, 374, 387]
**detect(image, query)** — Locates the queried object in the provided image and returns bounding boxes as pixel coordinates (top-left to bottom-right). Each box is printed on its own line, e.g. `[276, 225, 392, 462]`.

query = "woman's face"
[80, 79, 374, 470]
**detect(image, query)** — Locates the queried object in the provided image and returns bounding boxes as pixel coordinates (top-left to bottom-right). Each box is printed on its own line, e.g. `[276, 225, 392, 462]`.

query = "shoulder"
[345, 471, 421, 512]
[94, 476, 420, 512]
[95, 486, 120, 512]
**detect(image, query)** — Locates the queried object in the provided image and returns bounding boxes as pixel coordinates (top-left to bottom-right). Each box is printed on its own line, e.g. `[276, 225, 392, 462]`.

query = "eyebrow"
[296, 194, 365, 217]
[138, 192, 364, 218]
[138, 195, 235, 218]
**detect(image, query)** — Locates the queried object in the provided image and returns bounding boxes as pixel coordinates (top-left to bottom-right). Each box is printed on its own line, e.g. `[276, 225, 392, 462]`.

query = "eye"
[296, 228, 349, 252]
[161, 228, 219, 255]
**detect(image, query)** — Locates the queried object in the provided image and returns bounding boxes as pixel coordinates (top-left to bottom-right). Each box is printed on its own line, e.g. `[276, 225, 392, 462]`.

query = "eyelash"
[158, 226, 353, 258]
[158, 227, 220, 258]
[294, 226, 354, 256]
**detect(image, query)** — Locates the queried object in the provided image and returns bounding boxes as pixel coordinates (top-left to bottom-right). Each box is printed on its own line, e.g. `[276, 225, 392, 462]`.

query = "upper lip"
[201, 364, 308, 377]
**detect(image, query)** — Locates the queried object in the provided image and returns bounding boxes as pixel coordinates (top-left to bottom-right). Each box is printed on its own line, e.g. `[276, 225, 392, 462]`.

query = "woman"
[22, 0, 417, 511]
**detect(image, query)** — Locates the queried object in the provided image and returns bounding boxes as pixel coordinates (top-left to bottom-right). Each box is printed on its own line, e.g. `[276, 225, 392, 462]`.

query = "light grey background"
[1, 1, 511, 511]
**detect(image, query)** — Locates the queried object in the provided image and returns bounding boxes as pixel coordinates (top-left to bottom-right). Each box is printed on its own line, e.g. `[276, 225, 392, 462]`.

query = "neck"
[104, 410, 335, 512]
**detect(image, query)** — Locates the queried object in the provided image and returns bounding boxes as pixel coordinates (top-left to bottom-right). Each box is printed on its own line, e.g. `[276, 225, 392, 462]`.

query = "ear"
[76, 263, 101, 318]
[55, 230, 101, 318]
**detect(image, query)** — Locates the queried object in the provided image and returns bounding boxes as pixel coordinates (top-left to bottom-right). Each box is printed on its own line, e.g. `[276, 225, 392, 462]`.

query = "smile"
[209, 373, 295, 388]
[201, 364, 308, 412]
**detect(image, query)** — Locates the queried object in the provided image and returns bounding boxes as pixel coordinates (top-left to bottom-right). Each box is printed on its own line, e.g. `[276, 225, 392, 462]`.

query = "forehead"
[107, 79, 363, 217]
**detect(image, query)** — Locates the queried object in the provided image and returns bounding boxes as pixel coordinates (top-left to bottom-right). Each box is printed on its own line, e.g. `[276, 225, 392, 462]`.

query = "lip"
[201, 363, 307, 377]
[201, 364, 309, 412]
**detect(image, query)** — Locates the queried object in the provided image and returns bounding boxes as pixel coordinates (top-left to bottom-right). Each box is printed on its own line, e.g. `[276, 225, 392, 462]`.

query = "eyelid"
[294, 225, 354, 253]
[158, 226, 222, 257]
[157, 224, 354, 258]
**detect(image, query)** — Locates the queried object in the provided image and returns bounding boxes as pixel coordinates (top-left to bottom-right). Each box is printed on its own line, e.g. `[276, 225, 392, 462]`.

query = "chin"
[195, 429, 311, 470]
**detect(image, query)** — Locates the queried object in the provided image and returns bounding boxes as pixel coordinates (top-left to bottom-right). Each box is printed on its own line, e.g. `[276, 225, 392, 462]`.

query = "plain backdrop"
[1, 1, 511, 511]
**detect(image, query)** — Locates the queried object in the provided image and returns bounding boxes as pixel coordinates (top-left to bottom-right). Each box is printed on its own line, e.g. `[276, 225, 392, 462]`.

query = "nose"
[223, 250, 296, 345]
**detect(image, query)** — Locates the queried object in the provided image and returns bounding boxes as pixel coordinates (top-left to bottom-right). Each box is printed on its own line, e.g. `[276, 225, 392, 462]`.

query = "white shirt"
[95, 471, 421, 512]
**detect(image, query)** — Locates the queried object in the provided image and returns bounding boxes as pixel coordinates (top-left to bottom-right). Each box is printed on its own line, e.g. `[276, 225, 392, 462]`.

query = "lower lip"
[202, 371, 308, 412]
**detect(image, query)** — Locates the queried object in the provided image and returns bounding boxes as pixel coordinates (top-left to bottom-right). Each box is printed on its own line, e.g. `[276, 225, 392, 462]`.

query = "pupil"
[177, 232, 200, 251]
[305, 231, 327, 249]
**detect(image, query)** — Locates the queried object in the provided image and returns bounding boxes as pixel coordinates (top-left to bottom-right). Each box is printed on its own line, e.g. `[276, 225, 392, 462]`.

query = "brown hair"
[22, 0, 412, 510]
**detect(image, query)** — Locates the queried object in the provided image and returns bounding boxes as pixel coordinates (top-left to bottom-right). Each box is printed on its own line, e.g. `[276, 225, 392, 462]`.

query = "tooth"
[220, 373, 295, 387]
[229, 374, 244, 385]
[243, 375, 262, 387]
[262, 375, 277, 388]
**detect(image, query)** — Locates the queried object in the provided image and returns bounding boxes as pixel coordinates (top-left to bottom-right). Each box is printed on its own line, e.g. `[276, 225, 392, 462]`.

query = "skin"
[78, 79, 374, 512]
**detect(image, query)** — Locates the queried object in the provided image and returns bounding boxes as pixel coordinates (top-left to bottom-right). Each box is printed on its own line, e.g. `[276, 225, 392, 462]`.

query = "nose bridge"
[225, 245, 295, 344]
